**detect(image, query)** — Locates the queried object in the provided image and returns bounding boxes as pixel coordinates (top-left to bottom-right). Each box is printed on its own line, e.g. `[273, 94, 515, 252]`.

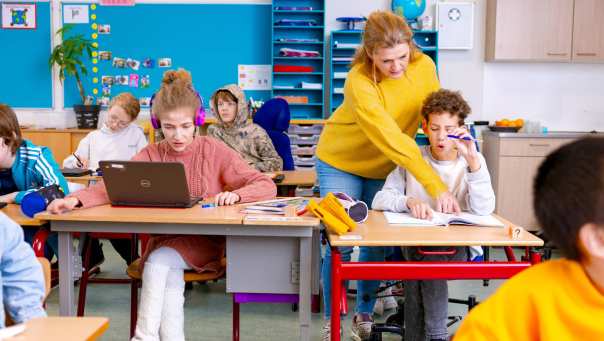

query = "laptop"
[99, 161, 202, 208]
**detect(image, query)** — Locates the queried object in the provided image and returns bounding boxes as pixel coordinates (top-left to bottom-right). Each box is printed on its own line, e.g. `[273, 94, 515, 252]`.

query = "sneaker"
[321, 321, 342, 341]
[382, 287, 398, 311]
[373, 296, 385, 316]
[350, 313, 373, 341]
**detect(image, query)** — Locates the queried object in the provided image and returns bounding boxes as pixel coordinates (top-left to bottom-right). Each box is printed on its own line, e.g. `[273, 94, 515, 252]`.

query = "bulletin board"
[0, 1, 53, 108]
[62, 3, 272, 108]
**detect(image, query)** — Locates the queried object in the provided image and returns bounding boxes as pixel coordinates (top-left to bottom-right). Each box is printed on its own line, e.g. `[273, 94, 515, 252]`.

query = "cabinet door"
[21, 132, 71, 166]
[486, 0, 573, 61]
[495, 156, 544, 230]
[572, 0, 604, 62]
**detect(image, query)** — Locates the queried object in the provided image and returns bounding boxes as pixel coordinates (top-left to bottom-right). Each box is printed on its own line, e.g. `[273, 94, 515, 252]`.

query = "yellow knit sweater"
[316, 54, 446, 198]
[454, 259, 604, 341]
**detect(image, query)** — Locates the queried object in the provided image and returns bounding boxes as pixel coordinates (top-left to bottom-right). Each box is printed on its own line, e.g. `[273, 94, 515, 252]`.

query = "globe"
[392, 0, 426, 21]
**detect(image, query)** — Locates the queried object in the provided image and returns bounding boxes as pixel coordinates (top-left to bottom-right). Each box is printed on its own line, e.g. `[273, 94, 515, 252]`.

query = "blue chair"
[253, 98, 295, 171]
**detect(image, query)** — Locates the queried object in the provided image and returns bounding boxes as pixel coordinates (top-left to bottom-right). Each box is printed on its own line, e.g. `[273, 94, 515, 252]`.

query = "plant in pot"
[49, 25, 100, 129]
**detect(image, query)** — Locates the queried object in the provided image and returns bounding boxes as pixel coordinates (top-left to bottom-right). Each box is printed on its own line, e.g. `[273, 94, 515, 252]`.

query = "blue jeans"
[316, 159, 386, 318]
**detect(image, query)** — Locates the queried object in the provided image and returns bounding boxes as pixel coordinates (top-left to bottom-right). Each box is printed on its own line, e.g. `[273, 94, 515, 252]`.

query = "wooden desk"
[327, 211, 544, 341]
[1, 204, 46, 226]
[276, 170, 316, 187]
[37, 205, 320, 341]
[7, 317, 109, 341]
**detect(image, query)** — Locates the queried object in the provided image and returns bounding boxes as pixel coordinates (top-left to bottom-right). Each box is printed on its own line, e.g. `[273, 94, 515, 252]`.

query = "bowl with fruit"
[489, 118, 524, 132]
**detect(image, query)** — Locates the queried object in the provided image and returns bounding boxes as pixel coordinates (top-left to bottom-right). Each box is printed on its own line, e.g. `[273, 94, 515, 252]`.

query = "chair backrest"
[253, 98, 295, 171]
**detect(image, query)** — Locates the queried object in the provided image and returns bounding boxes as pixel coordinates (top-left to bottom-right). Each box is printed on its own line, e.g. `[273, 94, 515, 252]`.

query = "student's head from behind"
[352, 11, 420, 81]
[151, 69, 201, 152]
[106, 92, 140, 132]
[0, 104, 23, 168]
[213, 90, 238, 125]
[421, 89, 470, 156]
[534, 137, 604, 264]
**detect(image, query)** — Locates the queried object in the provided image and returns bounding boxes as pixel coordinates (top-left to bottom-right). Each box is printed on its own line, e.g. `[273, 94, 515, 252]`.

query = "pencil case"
[307, 200, 350, 235]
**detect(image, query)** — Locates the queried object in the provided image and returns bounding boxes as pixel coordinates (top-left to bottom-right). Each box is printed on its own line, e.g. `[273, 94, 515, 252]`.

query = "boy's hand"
[214, 192, 240, 206]
[436, 191, 461, 214]
[451, 127, 480, 172]
[47, 197, 80, 214]
[406, 197, 433, 220]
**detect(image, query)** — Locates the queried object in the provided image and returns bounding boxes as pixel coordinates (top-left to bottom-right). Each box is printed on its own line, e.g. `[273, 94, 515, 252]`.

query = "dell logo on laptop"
[140, 179, 152, 188]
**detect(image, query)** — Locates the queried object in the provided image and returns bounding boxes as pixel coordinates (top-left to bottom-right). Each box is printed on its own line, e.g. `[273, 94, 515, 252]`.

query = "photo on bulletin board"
[2, 3, 36, 29]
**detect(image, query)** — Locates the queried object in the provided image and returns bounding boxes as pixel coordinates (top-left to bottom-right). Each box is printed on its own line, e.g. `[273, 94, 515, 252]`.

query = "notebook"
[99, 161, 202, 208]
[383, 211, 505, 227]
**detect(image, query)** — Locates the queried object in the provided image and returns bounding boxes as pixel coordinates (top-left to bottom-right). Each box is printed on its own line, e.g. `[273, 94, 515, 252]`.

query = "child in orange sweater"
[454, 137, 604, 340]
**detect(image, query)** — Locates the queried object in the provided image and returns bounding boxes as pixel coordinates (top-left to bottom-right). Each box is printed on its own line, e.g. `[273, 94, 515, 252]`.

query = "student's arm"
[372, 167, 409, 212]
[14, 147, 70, 204]
[63, 132, 92, 168]
[0, 213, 46, 323]
[347, 66, 447, 199]
[465, 154, 496, 215]
[252, 127, 283, 172]
[215, 141, 277, 203]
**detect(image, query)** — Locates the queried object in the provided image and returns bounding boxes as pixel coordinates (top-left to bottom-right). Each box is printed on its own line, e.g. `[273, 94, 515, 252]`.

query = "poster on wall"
[2, 3, 36, 29]
[63, 5, 89, 24]
[238, 65, 271, 91]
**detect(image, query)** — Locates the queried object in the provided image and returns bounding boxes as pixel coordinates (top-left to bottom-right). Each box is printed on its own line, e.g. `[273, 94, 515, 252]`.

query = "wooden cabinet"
[483, 133, 579, 231]
[22, 130, 74, 165]
[572, 0, 604, 62]
[486, 0, 604, 63]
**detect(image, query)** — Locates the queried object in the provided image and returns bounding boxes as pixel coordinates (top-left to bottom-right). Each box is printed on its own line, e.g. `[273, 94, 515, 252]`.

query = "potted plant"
[49, 25, 100, 129]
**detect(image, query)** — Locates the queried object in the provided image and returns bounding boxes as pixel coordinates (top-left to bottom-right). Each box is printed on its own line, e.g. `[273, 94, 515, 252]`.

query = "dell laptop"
[99, 161, 202, 208]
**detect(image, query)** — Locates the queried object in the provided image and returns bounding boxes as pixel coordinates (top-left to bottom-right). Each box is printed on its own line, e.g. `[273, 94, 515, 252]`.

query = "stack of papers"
[241, 197, 309, 215]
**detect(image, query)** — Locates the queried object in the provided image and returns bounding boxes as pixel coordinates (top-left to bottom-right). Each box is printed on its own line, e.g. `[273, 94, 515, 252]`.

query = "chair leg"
[77, 236, 93, 316]
[341, 289, 348, 316]
[233, 297, 240, 341]
[311, 294, 321, 313]
[130, 278, 139, 338]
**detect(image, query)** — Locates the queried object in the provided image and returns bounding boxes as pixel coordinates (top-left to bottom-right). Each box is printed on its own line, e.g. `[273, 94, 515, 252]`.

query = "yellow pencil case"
[319, 193, 357, 232]
[307, 199, 350, 235]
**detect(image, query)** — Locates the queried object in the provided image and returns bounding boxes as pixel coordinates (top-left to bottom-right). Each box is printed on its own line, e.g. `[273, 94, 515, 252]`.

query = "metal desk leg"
[59, 231, 75, 316]
[331, 247, 342, 341]
[299, 236, 312, 341]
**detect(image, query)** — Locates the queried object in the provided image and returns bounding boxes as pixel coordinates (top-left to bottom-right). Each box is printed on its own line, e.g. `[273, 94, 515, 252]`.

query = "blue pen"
[201, 203, 216, 208]
[447, 134, 475, 141]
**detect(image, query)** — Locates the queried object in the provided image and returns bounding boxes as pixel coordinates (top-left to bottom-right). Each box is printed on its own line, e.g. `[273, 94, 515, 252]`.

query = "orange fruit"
[499, 119, 510, 127]
[514, 118, 524, 128]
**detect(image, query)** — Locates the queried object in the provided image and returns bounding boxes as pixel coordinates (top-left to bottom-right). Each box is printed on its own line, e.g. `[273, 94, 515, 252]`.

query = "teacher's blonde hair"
[352, 11, 420, 82]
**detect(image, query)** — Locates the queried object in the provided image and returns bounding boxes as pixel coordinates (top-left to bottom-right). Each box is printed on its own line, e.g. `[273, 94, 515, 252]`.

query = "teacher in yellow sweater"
[316, 11, 461, 340]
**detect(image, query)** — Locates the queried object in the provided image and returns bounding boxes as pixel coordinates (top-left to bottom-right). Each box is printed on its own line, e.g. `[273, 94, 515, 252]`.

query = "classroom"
[0, 0, 603, 340]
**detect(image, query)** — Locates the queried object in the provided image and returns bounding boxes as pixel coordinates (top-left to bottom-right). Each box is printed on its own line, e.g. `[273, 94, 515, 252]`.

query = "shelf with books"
[272, 0, 325, 121]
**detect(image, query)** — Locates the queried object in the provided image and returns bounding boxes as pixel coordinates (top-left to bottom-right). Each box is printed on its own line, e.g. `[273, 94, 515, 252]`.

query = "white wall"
[328, 0, 604, 131]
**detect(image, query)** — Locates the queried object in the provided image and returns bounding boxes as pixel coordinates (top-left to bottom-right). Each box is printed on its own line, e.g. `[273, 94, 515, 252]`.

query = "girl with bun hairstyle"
[48, 69, 277, 340]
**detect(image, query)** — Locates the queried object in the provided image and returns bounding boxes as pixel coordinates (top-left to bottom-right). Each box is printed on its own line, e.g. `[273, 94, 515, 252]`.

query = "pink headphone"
[149, 90, 206, 129]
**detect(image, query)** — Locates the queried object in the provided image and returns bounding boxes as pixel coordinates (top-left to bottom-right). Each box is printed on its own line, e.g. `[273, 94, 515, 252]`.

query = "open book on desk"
[383, 211, 505, 227]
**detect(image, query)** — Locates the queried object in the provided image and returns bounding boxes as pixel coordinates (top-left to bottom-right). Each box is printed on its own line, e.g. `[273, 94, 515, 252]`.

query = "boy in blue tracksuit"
[0, 104, 69, 259]
[0, 211, 47, 328]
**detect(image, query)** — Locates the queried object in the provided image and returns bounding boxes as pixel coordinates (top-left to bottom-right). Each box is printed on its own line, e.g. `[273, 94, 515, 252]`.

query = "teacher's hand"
[436, 192, 461, 214]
